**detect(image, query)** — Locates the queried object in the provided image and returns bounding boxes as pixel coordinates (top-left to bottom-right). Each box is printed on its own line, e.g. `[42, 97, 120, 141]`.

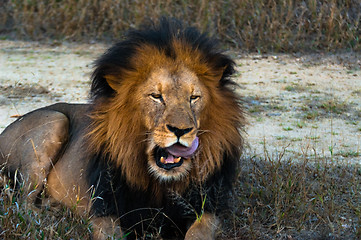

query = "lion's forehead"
[137, 65, 205, 131]
[147, 67, 202, 96]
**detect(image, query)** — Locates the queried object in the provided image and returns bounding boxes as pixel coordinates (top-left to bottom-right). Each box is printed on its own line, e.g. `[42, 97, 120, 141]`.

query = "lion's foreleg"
[184, 213, 219, 240]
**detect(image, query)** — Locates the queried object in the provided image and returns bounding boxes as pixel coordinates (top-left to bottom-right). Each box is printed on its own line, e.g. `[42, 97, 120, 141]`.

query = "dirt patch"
[0, 40, 105, 128]
[0, 83, 49, 96]
[1, 41, 360, 163]
[235, 53, 361, 162]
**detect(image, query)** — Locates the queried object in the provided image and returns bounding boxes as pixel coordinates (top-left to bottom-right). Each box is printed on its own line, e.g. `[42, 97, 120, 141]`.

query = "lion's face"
[138, 66, 208, 182]
[90, 26, 243, 190]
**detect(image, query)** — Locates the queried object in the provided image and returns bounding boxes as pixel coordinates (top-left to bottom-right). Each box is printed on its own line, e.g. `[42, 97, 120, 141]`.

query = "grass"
[1, 148, 360, 239]
[336, 150, 360, 158]
[351, 89, 361, 96]
[282, 126, 293, 131]
[296, 121, 307, 129]
[0, 176, 91, 239]
[219, 151, 361, 239]
[245, 93, 355, 121]
[0, 0, 360, 52]
[299, 95, 352, 120]
[284, 83, 308, 92]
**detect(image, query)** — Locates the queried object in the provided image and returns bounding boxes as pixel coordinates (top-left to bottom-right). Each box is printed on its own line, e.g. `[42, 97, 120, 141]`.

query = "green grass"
[0, 0, 360, 52]
[295, 121, 306, 129]
[282, 126, 293, 131]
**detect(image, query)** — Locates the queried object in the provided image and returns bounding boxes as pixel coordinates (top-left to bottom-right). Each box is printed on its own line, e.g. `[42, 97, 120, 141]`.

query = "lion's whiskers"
[196, 129, 211, 136]
[135, 131, 153, 144]
[137, 137, 152, 145]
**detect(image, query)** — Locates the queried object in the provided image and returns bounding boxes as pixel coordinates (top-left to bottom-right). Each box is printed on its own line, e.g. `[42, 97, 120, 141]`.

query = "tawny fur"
[0, 18, 245, 240]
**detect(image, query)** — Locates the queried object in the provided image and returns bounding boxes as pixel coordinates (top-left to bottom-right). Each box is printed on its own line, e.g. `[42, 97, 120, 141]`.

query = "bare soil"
[1, 40, 360, 164]
[237, 52, 361, 163]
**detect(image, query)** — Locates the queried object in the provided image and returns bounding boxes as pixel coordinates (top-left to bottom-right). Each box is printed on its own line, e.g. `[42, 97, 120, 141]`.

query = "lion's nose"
[166, 125, 193, 138]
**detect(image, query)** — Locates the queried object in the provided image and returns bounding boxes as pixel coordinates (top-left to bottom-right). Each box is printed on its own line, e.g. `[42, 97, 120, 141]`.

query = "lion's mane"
[86, 18, 245, 237]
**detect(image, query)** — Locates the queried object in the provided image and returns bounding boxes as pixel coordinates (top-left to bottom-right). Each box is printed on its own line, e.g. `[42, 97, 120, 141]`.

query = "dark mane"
[90, 17, 235, 100]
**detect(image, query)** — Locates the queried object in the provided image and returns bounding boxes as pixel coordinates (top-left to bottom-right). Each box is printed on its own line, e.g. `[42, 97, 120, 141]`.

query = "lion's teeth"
[160, 156, 165, 163]
[174, 157, 181, 163]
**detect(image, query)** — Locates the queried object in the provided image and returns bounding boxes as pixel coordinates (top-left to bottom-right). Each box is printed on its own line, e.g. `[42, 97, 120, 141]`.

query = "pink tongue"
[164, 154, 175, 164]
[166, 137, 199, 158]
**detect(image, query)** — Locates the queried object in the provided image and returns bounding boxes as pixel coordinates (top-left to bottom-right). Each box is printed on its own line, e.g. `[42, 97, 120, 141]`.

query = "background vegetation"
[0, 0, 360, 52]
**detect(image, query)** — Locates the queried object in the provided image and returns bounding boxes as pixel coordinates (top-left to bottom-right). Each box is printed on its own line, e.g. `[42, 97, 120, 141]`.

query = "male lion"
[0, 19, 245, 239]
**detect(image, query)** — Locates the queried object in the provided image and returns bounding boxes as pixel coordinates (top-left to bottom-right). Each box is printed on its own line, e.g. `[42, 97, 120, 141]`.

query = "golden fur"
[88, 39, 244, 194]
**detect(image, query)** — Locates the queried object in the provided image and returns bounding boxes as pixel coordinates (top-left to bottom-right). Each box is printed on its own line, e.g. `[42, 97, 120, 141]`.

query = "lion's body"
[0, 19, 245, 239]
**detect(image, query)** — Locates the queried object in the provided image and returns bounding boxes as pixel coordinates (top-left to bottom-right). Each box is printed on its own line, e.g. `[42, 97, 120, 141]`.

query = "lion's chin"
[147, 146, 193, 182]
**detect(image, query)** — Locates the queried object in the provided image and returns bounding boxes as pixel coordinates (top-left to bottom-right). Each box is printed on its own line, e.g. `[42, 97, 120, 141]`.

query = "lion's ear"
[104, 75, 120, 91]
[210, 66, 227, 82]
[214, 68, 225, 81]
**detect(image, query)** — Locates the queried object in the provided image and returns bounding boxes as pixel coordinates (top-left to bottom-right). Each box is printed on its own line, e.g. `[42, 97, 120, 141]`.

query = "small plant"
[351, 89, 361, 96]
[283, 126, 293, 131]
[336, 150, 360, 158]
[307, 135, 320, 141]
[321, 99, 349, 115]
[303, 111, 319, 120]
[285, 85, 297, 91]
[296, 121, 306, 128]
[291, 137, 302, 142]
[195, 195, 207, 222]
[276, 135, 287, 140]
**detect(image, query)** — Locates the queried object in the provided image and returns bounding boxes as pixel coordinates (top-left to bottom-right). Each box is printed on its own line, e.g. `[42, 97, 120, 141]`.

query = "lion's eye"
[150, 93, 163, 102]
[190, 95, 200, 103]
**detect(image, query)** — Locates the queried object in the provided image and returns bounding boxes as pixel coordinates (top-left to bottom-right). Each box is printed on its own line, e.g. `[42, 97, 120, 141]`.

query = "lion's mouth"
[154, 137, 199, 170]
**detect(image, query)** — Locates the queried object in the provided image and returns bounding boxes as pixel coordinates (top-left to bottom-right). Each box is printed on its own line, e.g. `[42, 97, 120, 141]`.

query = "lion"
[0, 18, 245, 239]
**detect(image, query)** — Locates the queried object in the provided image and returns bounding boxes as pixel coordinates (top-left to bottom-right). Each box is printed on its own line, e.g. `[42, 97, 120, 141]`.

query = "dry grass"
[219, 151, 361, 239]
[0, 175, 91, 239]
[1, 150, 360, 239]
[0, 0, 360, 51]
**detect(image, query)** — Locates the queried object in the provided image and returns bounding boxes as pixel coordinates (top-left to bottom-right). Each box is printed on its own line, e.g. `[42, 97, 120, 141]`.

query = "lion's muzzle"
[166, 137, 199, 158]
[155, 137, 199, 170]
[166, 124, 193, 139]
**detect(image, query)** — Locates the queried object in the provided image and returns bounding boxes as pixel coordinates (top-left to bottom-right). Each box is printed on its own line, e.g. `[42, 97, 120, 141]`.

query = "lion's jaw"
[141, 67, 206, 182]
[147, 138, 198, 182]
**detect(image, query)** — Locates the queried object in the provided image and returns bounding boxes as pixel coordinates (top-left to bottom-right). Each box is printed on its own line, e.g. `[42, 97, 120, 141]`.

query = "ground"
[0, 40, 360, 239]
[1, 40, 360, 162]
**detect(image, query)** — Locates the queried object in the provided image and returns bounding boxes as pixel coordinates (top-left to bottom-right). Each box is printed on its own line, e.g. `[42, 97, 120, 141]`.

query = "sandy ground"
[0, 40, 360, 164]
